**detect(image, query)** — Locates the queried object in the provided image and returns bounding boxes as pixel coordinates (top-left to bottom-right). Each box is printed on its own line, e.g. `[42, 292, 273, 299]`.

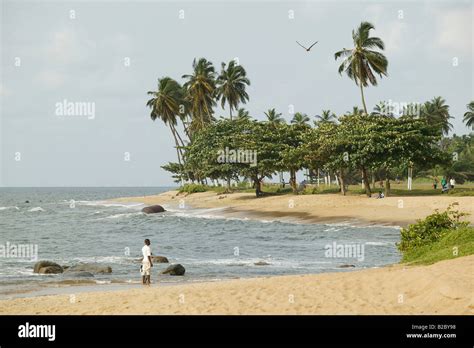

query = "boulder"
[338, 264, 356, 268]
[161, 264, 185, 276]
[254, 261, 270, 266]
[65, 263, 112, 274]
[141, 205, 166, 214]
[38, 266, 63, 274]
[151, 256, 169, 263]
[34, 261, 63, 274]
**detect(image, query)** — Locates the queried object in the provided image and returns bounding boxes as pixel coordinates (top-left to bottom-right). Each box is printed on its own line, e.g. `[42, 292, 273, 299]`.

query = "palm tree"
[463, 101, 474, 128]
[371, 101, 391, 117]
[291, 112, 310, 125]
[422, 96, 453, 135]
[216, 60, 250, 120]
[236, 108, 251, 120]
[182, 58, 217, 133]
[147, 77, 186, 170]
[346, 106, 364, 116]
[335, 21, 388, 114]
[315, 110, 337, 125]
[264, 108, 284, 124]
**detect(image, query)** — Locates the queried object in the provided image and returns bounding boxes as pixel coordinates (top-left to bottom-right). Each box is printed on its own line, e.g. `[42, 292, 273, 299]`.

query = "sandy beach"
[1, 255, 472, 315]
[111, 190, 474, 227]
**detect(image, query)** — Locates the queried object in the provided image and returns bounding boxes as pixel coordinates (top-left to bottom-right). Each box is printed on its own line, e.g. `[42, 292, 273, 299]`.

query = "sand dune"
[1, 255, 472, 315]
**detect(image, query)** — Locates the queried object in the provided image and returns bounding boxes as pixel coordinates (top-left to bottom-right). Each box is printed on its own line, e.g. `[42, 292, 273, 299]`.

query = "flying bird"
[296, 40, 318, 52]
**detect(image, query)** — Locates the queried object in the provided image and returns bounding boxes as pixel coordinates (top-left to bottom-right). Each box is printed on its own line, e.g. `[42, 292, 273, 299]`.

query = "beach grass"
[401, 226, 474, 265]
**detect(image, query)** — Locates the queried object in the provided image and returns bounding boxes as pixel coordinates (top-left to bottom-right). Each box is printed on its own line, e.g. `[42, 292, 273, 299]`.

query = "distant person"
[377, 191, 385, 199]
[441, 177, 448, 193]
[450, 178, 456, 189]
[141, 239, 153, 285]
[433, 177, 438, 189]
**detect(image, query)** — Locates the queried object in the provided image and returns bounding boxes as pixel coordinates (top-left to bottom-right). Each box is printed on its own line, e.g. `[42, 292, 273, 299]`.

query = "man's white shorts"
[141, 262, 151, 276]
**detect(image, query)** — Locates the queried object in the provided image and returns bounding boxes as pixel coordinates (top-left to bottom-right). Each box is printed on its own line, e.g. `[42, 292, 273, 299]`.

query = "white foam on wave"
[75, 200, 144, 209]
[28, 207, 44, 212]
[102, 212, 144, 219]
[365, 241, 392, 246]
[0, 206, 19, 211]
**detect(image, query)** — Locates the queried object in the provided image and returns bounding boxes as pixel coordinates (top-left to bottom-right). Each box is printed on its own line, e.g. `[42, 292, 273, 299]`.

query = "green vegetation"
[397, 205, 473, 265]
[146, 21, 474, 198]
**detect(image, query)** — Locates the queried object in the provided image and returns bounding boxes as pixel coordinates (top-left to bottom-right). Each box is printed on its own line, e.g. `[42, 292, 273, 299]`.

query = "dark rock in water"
[141, 205, 166, 214]
[34, 261, 63, 273]
[62, 265, 70, 270]
[25, 200, 30, 203]
[65, 263, 112, 274]
[38, 266, 63, 274]
[151, 256, 169, 263]
[338, 264, 356, 268]
[161, 264, 185, 276]
[254, 261, 270, 266]
[67, 271, 95, 278]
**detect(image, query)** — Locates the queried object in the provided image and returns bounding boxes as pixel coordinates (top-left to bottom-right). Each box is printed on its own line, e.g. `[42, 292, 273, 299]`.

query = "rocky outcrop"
[34, 261, 63, 274]
[141, 205, 166, 214]
[64, 263, 112, 274]
[161, 264, 185, 276]
[254, 261, 270, 266]
[338, 264, 356, 268]
[151, 256, 169, 263]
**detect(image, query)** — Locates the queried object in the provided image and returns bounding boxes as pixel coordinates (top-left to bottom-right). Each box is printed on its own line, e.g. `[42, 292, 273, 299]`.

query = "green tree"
[182, 58, 217, 133]
[422, 96, 453, 136]
[291, 112, 310, 125]
[216, 60, 251, 120]
[314, 110, 337, 125]
[264, 108, 284, 124]
[335, 21, 388, 114]
[463, 101, 474, 128]
[147, 77, 187, 173]
[236, 108, 251, 120]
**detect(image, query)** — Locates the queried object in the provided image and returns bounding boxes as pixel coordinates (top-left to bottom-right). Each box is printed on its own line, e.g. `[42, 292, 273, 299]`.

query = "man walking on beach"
[141, 239, 153, 285]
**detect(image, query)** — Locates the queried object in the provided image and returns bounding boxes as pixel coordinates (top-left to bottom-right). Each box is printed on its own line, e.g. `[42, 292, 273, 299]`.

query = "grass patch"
[401, 226, 474, 265]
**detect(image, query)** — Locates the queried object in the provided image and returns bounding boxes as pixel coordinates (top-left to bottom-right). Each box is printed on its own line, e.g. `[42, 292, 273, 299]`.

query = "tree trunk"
[358, 64, 368, 114]
[289, 169, 297, 194]
[226, 177, 231, 190]
[338, 169, 346, 196]
[254, 176, 262, 197]
[169, 126, 184, 186]
[229, 108, 233, 121]
[384, 178, 391, 197]
[361, 167, 372, 197]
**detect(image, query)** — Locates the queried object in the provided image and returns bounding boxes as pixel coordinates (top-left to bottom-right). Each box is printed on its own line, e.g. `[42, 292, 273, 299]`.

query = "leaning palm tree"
[422, 96, 453, 135]
[463, 101, 474, 128]
[216, 60, 250, 120]
[264, 108, 284, 124]
[182, 58, 217, 133]
[315, 110, 337, 125]
[335, 21, 388, 114]
[291, 112, 310, 125]
[236, 108, 251, 121]
[147, 77, 186, 171]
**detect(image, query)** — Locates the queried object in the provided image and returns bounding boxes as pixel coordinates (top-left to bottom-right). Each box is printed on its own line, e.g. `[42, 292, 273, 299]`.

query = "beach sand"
[1, 255, 472, 314]
[111, 190, 474, 227]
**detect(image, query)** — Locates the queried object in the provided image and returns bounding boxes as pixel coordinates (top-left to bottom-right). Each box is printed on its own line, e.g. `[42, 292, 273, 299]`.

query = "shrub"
[397, 204, 469, 253]
[178, 184, 207, 194]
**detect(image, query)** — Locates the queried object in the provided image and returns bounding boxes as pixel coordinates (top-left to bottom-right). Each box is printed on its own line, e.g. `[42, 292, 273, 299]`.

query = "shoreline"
[109, 190, 474, 227]
[1, 255, 472, 314]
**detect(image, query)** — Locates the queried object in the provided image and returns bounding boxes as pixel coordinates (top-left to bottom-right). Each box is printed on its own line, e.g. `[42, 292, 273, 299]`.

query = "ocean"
[0, 187, 401, 298]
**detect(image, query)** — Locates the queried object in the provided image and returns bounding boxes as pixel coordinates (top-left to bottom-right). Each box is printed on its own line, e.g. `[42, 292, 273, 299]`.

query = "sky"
[1, 0, 473, 187]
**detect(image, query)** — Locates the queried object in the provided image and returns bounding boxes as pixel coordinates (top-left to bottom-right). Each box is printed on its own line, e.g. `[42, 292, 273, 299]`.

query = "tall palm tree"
[216, 60, 251, 120]
[236, 108, 251, 121]
[182, 58, 217, 133]
[291, 112, 310, 125]
[264, 108, 284, 124]
[147, 77, 186, 169]
[315, 110, 337, 124]
[422, 96, 453, 135]
[335, 21, 388, 114]
[463, 101, 474, 128]
[371, 101, 390, 117]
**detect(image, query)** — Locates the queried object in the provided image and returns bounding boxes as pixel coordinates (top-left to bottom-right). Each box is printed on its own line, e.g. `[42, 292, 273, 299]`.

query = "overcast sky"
[1, 0, 472, 187]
